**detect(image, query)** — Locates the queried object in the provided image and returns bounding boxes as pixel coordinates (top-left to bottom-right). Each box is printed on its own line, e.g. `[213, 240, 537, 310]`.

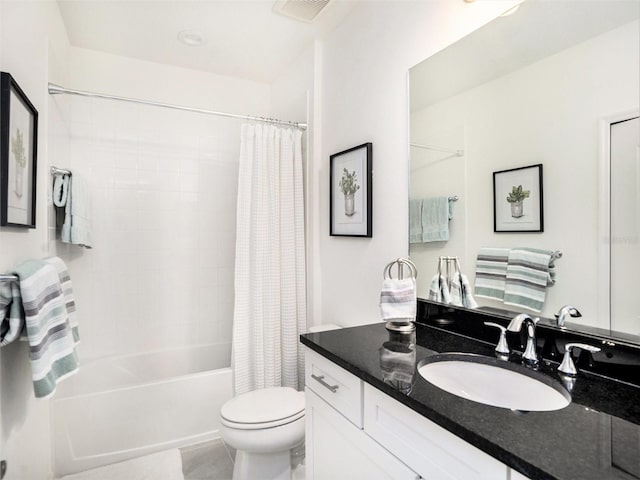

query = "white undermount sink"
[418, 353, 571, 412]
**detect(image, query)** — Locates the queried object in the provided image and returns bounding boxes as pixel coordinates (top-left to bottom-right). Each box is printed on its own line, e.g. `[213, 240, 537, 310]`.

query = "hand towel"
[449, 273, 463, 307]
[14, 259, 79, 398]
[379, 278, 417, 320]
[459, 272, 479, 309]
[474, 247, 510, 301]
[409, 199, 423, 244]
[421, 197, 452, 243]
[427, 274, 451, 304]
[504, 248, 558, 312]
[0, 279, 24, 346]
[44, 257, 80, 345]
[60, 172, 93, 249]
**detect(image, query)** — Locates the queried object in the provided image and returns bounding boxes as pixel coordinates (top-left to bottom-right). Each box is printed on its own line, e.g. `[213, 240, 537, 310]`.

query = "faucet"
[507, 313, 540, 366]
[554, 305, 582, 327]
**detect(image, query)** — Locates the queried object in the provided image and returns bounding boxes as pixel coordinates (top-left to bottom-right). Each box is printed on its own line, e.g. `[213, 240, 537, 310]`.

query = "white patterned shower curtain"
[232, 123, 306, 395]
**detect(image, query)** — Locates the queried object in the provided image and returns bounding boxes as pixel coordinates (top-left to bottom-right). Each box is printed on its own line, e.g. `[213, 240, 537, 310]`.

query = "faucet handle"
[554, 305, 582, 327]
[558, 343, 601, 376]
[484, 322, 509, 355]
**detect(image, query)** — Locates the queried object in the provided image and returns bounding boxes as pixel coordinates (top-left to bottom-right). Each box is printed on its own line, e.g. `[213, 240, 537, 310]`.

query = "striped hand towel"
[427, 274, 451, 304]
[474, 247, 510, 301]
[379, 278, 417, 320]
[15, 259, 79, 398]
[459, 272, 479, 309]
[0, 279, 24, 346]
[504, 248, 558, 312]
[44, 257, 80, 345]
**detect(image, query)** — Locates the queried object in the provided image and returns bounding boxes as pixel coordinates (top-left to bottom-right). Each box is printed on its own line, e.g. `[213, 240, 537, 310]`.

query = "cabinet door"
[364, 384, 507, 480]
[306, 388, 419, 480]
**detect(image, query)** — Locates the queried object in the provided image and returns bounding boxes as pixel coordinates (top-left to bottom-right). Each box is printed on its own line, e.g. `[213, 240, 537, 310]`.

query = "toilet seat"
[220, 387, 305, 430]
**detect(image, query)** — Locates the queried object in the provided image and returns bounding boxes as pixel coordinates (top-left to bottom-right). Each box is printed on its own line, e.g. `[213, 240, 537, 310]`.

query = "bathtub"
[52, 343, 233, 476]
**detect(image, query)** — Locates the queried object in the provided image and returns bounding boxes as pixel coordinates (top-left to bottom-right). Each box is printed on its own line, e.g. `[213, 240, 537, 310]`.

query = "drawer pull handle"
[311, 374, 339, 393]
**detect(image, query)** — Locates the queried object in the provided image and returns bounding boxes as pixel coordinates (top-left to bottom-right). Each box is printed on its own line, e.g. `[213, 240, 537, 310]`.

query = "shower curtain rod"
[48, 83, 307, 130]
[410, 143, 464, 157]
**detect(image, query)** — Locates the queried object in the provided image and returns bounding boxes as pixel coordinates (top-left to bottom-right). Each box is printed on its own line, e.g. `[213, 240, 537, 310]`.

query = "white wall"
[410, 20, 640, 327]
[313, 0, 520, 327]
[0, 1, 70, 478]
[54, 47, 271, 361]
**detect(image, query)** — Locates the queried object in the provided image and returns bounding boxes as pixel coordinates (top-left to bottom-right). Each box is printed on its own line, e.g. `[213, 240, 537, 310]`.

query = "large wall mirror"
[409, 1, 639, 337]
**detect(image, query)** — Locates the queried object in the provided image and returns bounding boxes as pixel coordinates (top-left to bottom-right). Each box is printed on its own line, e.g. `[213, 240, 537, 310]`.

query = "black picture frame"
[493, 164, 543, 233]
[0, 72, 38, 228]
[330, 142, 372, 237]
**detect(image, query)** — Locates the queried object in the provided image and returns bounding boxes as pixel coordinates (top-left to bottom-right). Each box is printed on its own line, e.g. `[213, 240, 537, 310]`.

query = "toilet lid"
[220, 387, 305, 427]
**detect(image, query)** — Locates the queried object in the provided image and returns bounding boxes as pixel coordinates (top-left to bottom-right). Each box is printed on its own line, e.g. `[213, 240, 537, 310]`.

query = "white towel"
[474, 247, 509, 301]
[427, 274, 451, 304]
[60, 172, 92, 249]
[14, 258, 79, 398]
[379, 278, 417, 320]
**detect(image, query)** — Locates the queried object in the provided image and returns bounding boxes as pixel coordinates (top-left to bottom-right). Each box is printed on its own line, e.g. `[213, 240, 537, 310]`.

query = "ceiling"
[57, 0, 357, 84]
[410, 0, 640, 111]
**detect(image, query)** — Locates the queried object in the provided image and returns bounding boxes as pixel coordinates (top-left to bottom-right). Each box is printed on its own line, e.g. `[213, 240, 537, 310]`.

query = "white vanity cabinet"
[305, 348, 531, 480]
[305, 349, 419, 479]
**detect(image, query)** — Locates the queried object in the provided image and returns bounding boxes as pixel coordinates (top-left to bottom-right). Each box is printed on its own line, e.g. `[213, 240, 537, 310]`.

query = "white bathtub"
[52, 343, 233, 476]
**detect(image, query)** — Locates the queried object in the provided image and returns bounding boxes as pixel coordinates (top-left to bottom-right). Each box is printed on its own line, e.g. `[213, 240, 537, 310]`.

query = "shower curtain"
[232, 123, 306, 395]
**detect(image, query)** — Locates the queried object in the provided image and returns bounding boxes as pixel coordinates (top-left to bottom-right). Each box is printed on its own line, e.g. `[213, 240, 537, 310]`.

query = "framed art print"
[493, 164, 543, 233]
[330, 142, 372, 237]
[0, 72, 38, 228]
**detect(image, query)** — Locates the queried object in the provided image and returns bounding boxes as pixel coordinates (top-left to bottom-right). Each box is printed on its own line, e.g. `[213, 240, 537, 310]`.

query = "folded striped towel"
[14, 258, 79, 398]
[379, 278, 417, 320]
[504, 248, 558, 312]
[428, 274, 451, 304]
[474, 247, 510, 301]
[0, 279, 24, 346]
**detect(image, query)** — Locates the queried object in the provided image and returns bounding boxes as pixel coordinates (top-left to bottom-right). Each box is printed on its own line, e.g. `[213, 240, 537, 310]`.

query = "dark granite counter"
[300, 321, 640, 480]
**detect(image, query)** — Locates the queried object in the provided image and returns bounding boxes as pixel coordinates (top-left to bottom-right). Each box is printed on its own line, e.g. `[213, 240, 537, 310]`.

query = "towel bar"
[50, 166, 71, 176]
[0, 274, 18, 283]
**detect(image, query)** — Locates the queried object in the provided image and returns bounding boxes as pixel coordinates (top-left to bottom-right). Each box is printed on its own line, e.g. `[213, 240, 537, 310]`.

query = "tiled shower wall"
[53, 95, 240, 361]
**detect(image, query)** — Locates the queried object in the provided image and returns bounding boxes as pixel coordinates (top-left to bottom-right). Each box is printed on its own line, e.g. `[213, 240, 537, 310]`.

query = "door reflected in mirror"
[408, 1, 640, 336]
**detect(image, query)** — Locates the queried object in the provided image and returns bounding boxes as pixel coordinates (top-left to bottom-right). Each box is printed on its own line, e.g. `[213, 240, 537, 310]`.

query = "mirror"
[409, 1, 640, 337]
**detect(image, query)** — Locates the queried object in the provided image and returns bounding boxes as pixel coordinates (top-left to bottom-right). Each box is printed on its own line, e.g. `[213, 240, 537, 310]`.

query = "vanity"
[300, 301, 640, 480]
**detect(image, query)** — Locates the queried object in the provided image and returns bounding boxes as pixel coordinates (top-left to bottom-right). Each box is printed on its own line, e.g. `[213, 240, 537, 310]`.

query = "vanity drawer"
[305, 349, 363, 428]
[364, 383, 507, 480]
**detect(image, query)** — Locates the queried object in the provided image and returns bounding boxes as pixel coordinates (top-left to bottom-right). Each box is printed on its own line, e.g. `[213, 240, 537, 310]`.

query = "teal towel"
[421, 197, 452, 243]
[409, 199, 423, 244]
[474, 247, 509, 301]
[60, 173, 93, 249]
[504, 248, 558, 312]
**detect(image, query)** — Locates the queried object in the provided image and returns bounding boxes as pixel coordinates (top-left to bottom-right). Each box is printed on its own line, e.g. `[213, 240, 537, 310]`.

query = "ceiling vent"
[273, 0, 333, 23]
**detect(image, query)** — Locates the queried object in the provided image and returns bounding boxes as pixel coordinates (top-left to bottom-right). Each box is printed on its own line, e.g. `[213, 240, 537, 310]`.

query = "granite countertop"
[300, 322, 640, 480]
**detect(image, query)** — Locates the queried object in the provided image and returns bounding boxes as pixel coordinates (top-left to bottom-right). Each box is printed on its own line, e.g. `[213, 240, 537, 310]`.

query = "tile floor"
[180, 440, 236, 480]
[180, 440, 306, 480]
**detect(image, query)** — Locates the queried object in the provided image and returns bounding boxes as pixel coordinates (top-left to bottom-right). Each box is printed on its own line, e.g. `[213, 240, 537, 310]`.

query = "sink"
[417, 353, 571, 412]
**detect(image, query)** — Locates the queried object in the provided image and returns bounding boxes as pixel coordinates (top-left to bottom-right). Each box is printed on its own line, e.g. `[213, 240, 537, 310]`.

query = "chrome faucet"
[507, 313, 540, 366]
[554, 305, 582, 327]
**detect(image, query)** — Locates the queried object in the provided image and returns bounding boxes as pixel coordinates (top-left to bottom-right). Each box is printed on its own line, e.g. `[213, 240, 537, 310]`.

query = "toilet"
[220, 387, 305, 480]
[220, 325, 341, 480]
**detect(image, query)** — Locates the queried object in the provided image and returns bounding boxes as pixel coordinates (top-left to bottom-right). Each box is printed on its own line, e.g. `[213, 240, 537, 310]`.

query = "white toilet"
[219, 386, 305, 480]
[220, 325, 341, 480]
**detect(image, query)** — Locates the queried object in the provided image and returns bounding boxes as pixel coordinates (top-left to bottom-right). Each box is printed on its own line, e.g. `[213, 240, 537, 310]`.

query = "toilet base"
[233, 449, 291, 480]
